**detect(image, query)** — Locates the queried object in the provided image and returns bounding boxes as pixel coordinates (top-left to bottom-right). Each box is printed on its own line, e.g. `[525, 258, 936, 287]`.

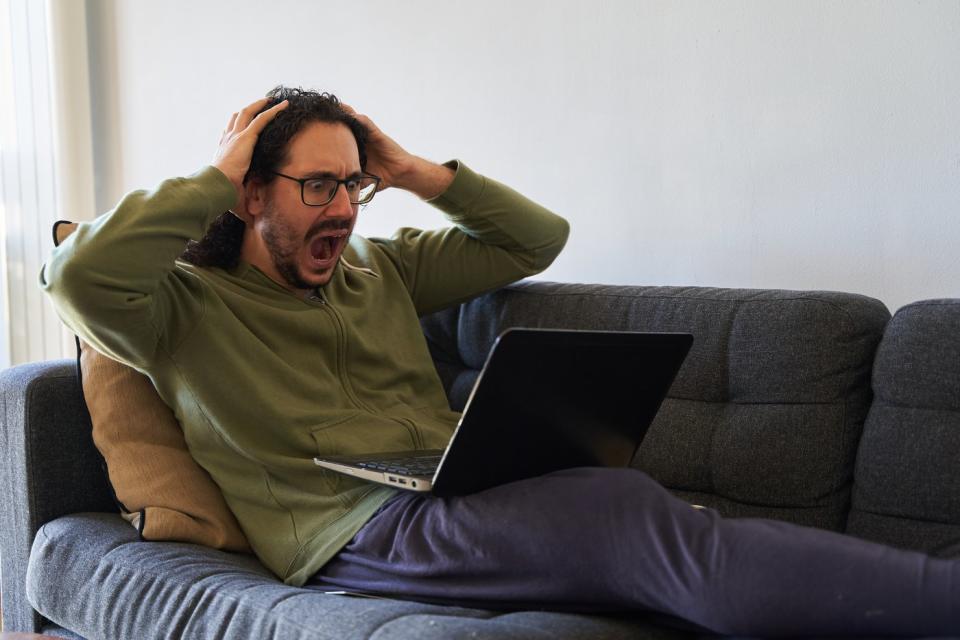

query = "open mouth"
[309, 232, 348, 266]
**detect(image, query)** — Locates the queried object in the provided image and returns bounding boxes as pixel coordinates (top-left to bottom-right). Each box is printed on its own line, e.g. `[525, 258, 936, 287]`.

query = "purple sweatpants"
[309, 467, 959, 637]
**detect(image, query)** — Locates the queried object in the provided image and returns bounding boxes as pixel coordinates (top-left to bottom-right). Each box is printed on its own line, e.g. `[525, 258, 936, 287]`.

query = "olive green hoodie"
[41, 161, 569, 585]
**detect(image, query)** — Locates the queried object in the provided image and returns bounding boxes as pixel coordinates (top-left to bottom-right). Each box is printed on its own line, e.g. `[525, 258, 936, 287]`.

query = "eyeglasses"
[270, 171, 381, 206]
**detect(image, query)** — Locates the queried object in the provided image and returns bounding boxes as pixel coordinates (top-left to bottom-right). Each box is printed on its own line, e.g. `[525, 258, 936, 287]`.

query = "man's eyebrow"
[302, 170, 364, 180]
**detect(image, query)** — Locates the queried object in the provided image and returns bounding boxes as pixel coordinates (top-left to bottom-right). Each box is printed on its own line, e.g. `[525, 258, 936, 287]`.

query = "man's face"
[251, 121, 361, 293]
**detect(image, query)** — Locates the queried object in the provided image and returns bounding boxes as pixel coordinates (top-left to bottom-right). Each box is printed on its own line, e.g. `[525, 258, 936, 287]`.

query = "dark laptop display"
[314, 328, 692, 497]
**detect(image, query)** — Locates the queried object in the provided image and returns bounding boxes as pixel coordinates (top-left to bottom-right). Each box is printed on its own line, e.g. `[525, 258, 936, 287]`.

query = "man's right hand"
[212, 97, 289, 218]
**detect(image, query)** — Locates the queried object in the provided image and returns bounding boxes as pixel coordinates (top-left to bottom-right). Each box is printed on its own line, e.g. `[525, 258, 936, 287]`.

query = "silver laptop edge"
[314, 457, 435, 492]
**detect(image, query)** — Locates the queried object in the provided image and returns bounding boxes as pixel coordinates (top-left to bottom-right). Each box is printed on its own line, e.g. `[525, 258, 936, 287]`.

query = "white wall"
[87, 0, 960, 313]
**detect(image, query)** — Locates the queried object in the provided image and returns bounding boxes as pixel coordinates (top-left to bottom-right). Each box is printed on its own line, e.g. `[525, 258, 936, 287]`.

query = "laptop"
[313, 328, 693, 497]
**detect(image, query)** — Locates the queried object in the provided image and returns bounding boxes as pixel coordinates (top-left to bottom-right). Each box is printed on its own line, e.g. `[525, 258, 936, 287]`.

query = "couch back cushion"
[846, 299, 960, 555]
[53, 221, 251, 552]
[421, 281, 890, 532]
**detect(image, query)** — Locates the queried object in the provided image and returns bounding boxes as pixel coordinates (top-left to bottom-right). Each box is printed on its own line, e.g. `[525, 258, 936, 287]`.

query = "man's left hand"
[342, 104, 454, 200]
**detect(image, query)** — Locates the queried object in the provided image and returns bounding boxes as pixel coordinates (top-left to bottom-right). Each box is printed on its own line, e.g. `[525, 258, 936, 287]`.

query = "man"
[43, 87, 960, 636]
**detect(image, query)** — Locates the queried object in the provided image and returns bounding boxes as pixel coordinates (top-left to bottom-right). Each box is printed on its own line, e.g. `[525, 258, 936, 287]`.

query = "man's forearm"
[393, 156, 456, 200]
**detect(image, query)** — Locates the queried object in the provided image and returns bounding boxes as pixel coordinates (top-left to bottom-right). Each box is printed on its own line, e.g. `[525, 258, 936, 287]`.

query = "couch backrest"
[846, 299, 960, 554]
[421, 281, 890, 532]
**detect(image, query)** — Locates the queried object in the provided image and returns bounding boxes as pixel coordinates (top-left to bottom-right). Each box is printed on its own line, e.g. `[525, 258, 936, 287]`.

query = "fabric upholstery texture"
[54, 220, 250, 552]
[847, 299, 960, 555]
[28, 513, 685, 640]
[422, 281, 890, 531]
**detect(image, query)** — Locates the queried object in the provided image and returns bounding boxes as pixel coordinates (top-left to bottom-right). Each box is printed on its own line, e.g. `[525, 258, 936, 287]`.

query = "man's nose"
[325, 183, 354, 218]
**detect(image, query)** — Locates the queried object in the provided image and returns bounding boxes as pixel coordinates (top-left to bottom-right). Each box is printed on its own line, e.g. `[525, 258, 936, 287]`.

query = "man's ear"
[235, 178, 267, 224]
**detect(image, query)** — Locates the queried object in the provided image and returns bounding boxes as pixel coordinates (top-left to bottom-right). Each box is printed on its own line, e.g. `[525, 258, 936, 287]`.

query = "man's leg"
[310, 467, 959, 636]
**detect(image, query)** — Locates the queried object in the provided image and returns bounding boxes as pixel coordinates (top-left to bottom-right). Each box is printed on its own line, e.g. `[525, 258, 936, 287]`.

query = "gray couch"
[2, 281, 959, 639]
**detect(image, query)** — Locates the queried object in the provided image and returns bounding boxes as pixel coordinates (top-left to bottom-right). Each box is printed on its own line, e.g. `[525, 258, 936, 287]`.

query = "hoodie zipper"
[306, 288, 424, 449]
[307, 288, 367, 411]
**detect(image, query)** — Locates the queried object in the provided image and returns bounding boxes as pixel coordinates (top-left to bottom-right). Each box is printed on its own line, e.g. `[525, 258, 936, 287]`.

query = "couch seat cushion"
[27, 513, 691, 640]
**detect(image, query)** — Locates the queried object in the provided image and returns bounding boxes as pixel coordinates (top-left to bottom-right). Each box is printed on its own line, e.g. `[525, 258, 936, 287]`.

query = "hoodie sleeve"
[40, 166, 237, 368]
[369, 161, 569, 315]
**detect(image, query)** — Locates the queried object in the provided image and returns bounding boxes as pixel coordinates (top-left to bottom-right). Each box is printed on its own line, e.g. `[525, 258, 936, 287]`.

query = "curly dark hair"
[180, 86, 369, 269]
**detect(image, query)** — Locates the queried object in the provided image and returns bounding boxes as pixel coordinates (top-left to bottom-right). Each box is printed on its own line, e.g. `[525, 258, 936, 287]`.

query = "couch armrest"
[1, 359, 115, 632]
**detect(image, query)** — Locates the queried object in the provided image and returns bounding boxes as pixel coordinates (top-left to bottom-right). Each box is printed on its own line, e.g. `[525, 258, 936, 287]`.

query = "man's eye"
[345, 179, 361, 191]
[304, 180, 328, 191]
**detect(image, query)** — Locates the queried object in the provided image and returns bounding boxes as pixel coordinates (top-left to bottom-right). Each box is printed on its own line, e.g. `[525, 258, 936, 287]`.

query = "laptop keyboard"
[355, 455, 442, 477]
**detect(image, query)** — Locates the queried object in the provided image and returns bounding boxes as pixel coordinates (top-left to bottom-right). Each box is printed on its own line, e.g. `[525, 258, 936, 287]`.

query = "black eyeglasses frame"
[270, 171, 381, 206]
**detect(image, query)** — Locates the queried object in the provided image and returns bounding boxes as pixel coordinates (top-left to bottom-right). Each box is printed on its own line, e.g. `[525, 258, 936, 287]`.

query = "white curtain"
[0, 0, 95, 368]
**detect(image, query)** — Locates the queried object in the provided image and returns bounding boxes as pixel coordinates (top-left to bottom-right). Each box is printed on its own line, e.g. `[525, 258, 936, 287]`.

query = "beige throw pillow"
[55, 221, 250, 552]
